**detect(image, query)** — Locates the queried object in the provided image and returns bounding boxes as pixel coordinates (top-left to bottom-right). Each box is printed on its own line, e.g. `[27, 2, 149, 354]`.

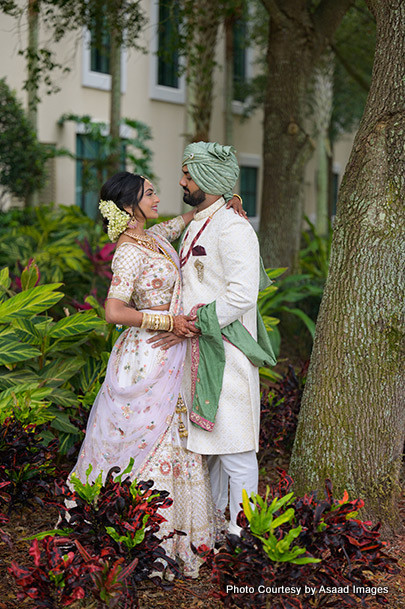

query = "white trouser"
[207, 450, 258, 527]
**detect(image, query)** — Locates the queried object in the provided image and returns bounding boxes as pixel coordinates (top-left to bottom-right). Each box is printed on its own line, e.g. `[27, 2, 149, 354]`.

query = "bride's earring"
[127, 213, 138, 229]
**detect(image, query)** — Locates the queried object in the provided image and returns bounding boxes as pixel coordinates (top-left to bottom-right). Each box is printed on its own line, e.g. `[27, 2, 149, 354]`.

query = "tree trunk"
[108, 29, 122, 176]
[259, 0, 354, 270]
[186, 1, 220, 142]
[224, 16, 235, 146]
[289, 0, 405, 534]
[26, 0, 40, 207]
[27, 0, 39, 131]
[313, 54, 334, 236]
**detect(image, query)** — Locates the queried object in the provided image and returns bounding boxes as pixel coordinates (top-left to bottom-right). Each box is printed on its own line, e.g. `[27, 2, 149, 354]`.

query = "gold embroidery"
[194, 259, 204, 282]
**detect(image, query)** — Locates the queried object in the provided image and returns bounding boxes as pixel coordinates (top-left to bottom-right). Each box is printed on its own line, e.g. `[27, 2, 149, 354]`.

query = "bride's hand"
[172, 314, 200, 338]
[226, 194, 247, 218]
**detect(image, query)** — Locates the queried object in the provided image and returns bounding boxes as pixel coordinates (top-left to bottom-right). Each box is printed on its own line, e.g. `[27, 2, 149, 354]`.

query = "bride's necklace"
[122, 230, 159, 252]
[122, 229, 177, 270]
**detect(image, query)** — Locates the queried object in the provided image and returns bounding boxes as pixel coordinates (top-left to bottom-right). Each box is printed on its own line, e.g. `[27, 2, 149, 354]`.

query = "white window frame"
[75, 119, 132, 139]
[82, 28, 127, 93]
[238, 153, 261, 231]
[149, 0, 186, 104]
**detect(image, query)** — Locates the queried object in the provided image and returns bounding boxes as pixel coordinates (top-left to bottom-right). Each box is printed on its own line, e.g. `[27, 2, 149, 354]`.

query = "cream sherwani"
[180, 197, 261, 456]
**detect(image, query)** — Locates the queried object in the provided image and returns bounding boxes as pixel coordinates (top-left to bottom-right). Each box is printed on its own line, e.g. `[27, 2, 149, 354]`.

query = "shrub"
[0, 204, 112, 308]
[0, 417, 59, 511]
[10, 462, 181, 607]
[199, 476, 398, 609]
[10, 536, 139, 609]
[0, 267, 119, 454]
[259, 363, 308, 466]
[0, 78, 48, 203]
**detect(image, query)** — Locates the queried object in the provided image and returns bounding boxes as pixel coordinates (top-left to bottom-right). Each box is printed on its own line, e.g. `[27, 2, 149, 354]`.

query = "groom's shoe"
[228, 521, 243, 536]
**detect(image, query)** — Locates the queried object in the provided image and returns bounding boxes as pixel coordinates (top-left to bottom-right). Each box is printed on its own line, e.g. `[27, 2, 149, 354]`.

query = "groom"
[150, 141, 275, 536]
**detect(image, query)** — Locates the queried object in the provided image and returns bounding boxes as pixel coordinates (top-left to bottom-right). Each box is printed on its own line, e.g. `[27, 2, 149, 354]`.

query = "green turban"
[182, 141, 239, 201]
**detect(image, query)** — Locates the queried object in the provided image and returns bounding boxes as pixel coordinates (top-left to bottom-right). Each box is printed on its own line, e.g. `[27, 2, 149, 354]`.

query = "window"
[82, 27, 127, 91]
[157, 0, 179, 88]
[238, 154, 261, 229]
[90, 26, 110, 75]
[240, 166, 258, 217]
[149, 0, 185, 104]
[232, 12, 253, 113]
[76, 134, 126, 219]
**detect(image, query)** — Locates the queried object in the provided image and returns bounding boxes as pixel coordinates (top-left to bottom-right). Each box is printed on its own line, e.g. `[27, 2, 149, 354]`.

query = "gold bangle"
[140, 313, 149, 329]
[158, 315, 168, 331]
[233, 193, 243, 205]
[168, 314, 174, 332]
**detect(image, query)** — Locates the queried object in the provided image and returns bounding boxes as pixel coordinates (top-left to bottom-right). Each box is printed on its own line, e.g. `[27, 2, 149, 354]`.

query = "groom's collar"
[193, 197, 225, 221]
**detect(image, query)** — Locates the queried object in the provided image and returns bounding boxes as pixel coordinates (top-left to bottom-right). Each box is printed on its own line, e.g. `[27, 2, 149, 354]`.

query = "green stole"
[189, 301, 277, 431]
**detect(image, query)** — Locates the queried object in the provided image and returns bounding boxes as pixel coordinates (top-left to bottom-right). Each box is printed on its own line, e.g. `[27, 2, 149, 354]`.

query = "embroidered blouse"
[107, 216, 185, 310]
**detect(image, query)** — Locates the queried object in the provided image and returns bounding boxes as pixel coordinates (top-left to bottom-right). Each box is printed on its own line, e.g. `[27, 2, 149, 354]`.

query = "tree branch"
[312, 0, 355, 42]
[331, 42, 371, 92]
[260, 0, 288, 28]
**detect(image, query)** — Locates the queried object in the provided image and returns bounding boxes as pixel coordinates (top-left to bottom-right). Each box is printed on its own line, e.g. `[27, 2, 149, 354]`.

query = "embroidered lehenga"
[70, 217, 215, 577]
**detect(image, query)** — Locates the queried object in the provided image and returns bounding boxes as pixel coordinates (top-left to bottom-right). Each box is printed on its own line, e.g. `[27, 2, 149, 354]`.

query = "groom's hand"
[147, 332, 185, 350]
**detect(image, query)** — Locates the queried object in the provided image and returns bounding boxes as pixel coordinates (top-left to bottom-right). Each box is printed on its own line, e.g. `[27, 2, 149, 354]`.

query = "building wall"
[0, 2, 354, 223]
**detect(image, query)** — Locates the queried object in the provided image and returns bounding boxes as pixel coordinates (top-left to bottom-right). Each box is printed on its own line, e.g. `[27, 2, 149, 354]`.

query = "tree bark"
[26, 0, 40, 207]
[108, 27, 122, 177]
[289, 0, 405, 534]
[313, 54, 334, 236]
[224, 15, 235, 145]
[259, 0, 354, 270]
[186, 1, 220, 142]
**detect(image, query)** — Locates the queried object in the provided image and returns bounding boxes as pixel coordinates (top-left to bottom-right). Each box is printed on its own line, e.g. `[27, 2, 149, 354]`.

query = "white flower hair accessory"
[99, 199, 130, 242]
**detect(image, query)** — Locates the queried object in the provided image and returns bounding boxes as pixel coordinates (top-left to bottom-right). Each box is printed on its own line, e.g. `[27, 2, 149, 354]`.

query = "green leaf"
[78, 358, 104, 394]
[11, 318, 42, 345]
[265, 267, 288, 279]
[57, 431, 81, 455]
[0, 369, 40, 389]
[271, 508, 295, 530]
[46, 335, 90, 355]
[259, 367, 282, 382]
[48, 310, 104, 339]
[23, 528, 73, 541]
[261, 315, 280, 330]
[291, 556, 322, 565]
[50, 387, 78, 407]
[0, 284, 63, 322]
[40, 356, 85, 385]
[0, 267, 11, 291]
[50, 411, 80, 434]
[113, 458, 135, 484]
[0, 327, 18, 338]
[84, 295, 106, 319]
[21, 260, 40, 291]
[0, 383, 48, 402]
[70, 467, 103, 504]
[0, 338, 41, 365]
[278, 306, 316, 338]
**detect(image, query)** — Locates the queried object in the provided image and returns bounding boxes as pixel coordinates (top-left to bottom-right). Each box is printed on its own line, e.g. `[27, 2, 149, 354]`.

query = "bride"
[69, 171, 242, 578]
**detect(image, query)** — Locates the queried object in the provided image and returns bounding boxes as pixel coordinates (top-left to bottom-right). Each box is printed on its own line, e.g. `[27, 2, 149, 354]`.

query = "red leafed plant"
[197, 475, 398, 609]
[0, 418, 59, 511]
[10, 460, 182, 608]
[79, 238, 115, 280]
[259, 363, 308, 465]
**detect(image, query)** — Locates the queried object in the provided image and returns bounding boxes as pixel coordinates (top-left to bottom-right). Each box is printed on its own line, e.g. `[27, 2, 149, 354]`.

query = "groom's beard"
[182, 188, 206, 207]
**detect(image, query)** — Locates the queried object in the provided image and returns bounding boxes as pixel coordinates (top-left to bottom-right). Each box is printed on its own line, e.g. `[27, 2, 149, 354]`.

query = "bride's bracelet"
[141, 312, 174, 332]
